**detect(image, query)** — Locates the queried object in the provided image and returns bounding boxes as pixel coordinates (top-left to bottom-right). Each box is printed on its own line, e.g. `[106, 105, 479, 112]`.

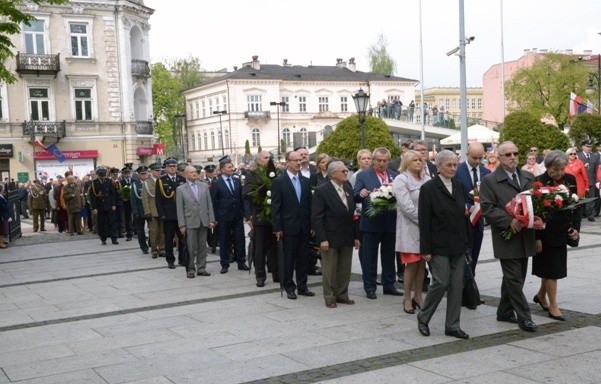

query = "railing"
[244, 111, 271, 119]
[16, 52, 60, 74]
[22, 120, 66, 139]
[135, 120, 154, 135]
[131, 59, 151, 78]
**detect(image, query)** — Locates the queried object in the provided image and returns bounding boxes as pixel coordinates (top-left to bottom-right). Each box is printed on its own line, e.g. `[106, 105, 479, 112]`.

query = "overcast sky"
[143, 0, 601, 88]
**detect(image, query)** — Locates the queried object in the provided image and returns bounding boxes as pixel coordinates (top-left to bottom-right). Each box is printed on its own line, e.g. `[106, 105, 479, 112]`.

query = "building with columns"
[0, 0, 155, 181]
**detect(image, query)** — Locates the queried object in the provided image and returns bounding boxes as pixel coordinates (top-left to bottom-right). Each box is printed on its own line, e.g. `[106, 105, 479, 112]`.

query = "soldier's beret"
[148, 163, 162, 171]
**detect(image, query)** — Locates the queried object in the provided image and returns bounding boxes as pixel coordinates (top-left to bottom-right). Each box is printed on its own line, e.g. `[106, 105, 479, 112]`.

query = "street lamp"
[213, 110, 227, 156]
[352, 88, 370, 149]
[174, 113, 187, 160]
[585, 54, 601, 114]
[270, 101, 286, 159]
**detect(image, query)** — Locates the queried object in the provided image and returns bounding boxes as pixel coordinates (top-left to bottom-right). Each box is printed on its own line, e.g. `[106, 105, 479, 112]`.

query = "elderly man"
[28, 180, 47, 232]
[312, 160, 360, 308]
[142, 163, 165, 258]
[62, 175, 83, 235]
[480, 141, 537, 332]
[177, 166, 216, 278]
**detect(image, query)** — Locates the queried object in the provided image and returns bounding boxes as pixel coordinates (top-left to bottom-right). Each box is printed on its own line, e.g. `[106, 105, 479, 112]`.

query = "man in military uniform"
[204, 164, 218, 253]
[28, 179, 47, 232]
[142, 163, 165, 258]
[62, 175, 83, 235]
[131, 166, 149, 254]
[110, 168, 125, 237]
[155, 158, 186, 269]
[89, 167, 117, 245]
[119, 167, 134, 241]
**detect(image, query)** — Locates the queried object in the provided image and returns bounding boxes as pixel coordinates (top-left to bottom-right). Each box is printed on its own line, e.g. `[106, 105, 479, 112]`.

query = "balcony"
[135, 121, 154, 135]
[23, 121, 66, 140]
[244, 111, 271, 119]
[16, 53, 60, 76]
[131, 59, 151, 78]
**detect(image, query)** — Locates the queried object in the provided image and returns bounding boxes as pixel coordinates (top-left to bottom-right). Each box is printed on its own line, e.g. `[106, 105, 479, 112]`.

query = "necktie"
[338, 186, 348, 209]
[191, 182, 198, 200]
[226, 178, 234, 195]
[293, 176, 301, 202]
[511, 173, 520, 189]
[472, 167, 479, 188]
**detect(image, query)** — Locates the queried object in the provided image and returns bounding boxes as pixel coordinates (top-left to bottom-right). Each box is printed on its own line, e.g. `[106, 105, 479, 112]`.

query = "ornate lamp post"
[352, 88, 370, 149]
[213, 110, 227, 156]
[270, 101, 286, 159]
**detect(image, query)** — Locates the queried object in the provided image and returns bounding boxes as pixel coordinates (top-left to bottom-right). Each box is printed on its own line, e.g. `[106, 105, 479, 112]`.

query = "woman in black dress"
[532, 150, 580, 321]
[310, 153, 330, 188]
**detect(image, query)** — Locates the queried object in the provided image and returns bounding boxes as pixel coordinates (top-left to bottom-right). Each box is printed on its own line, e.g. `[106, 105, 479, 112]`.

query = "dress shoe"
[197, 271, 211, 276]
[286, 291, 297, 300]
[126, 237, 132, 241]
[588, 217, 595, 222]
[152, 254, 158, 259]
[548, 312, 566, 321]
[238, 263, 250, 271]
[77, 232, 84, 235]
[518, 319, 538, 332]
[479, 299, 485, 305]
[112, 240, 119, 245]
[273, 276, 280, 283]
[383, 288, 404, 296]
[497, 315, 518, 324]
[376, 280, 382, 285]
[366, 292, 377, 300]
[404, 306, 415, 314]
[533, 295, 549, 311]
[187, 272, 195, 278]
[308, 270, 322, 276]
[101, 240, 107, 245]
[40, 228, 47, 231]
[256, 280, 265, 287]
[298, 290, 315, 297]
[220, 267, 228, 274]
[445, 329, 469, 339]
[412, 298, 421, 310]
[142, 250, 149, 254]
[325, 302, 337, 308]
[336, 298, 355, 305]
[33, 229, 38, 232]
[417, 317, 430, 336]
[168, 263, 176, 269]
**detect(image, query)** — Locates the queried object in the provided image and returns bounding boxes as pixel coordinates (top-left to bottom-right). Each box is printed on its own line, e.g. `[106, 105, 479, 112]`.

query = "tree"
[0, 0, 69, 83]
[505, 53, 590, 129]
[500, 111, 571, 155]
[151, 62, 183, 153]
[244, 140, 251, 155]
[279, 139, 286, 156]
[167, 55, 205, 90]
[257, 145, 262, 153]
[366, 33, 396, 75]
[316, 115, 400, 160]
[568, 113, 601, 145]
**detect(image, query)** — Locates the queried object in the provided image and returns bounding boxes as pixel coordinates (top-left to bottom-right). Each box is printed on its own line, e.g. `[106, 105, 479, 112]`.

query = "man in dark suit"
[312, 160, 360, 308]
[211, 159, 249, 274]
[109, 168, 124, 237]
[454, 142, 491, 285]
[388, 139, 413, 173]
[271, 150, 315, 300]
[577, 139, 600, 221]
[155, 158, 186, 269]
[131, 166, 149, 254]
[119, 167, 134, 241]
[480, 141, 537, 332]
[89, 167, 117, 245]
[354, 147, 403, 299]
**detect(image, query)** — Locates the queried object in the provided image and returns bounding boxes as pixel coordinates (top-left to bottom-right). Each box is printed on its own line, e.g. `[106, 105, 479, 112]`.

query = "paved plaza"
[0, 219, 600, 383]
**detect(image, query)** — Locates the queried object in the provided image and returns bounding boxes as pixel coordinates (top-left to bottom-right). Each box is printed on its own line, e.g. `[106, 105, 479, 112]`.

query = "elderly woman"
[310, 153, 330, 188]
[485, 151, 499, 171]
[532, 150, 579, 321]
[417, 150, 472, 339]
[522, 151, 544, 176]
[393, 150, 430, 314]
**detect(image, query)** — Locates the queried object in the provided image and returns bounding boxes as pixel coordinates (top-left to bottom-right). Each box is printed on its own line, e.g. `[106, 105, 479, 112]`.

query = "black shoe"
[238, 263, 250, 271]
[383, 288, 404, 296]
[479, 299, 485, 305]
[366, 292, 377, 300]
[548, 312, 566, 321]
[418, 317, 430, 336]
[308, 270, 322, 276]
[298, 290, 315, 297]
[142, 250, 149, 254]
[211, 246, 217, 254]
[518, 319, 537, 332]
[497, 315, 518, 324]
[397, 274, 404, 283]
[220, 267, 228, 274]
[375, 280, 382, 285]
[273, 276, 280, 283]
[533, 295, 549, 311]
[112, 240, 119, 245]
[256, 280, 265, 288]
[152, 254, 158, 259]
[126, 237, 132, 241]
[403, 305, 415, 314]
[412, 298, 421, 310]
[286, 291, 297, 300]
[445, 329, 469, 339]
[101, 240, 107, 245]
[167, 263, 176, 269]
[588, 217, 596, 222]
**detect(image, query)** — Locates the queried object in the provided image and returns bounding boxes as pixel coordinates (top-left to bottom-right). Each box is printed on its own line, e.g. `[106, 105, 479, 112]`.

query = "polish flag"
[33, 137, 47, 151]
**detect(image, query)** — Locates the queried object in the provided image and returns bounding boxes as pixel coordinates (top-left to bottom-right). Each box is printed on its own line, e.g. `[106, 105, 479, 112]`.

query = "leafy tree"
[317, 115, 400, 160]
[279, 139, 286, 156]
[244, 140, 251, 155]
[449, 118, 456, 129]
[568, 113, 601, 145]
[367, 33, 396, 75]
[257, 145, 262, 153]
[166, 55, 205, 90]
[500, 111, 570, 156]
[0, 0, 69, 83]
[505, 52, 590, 129]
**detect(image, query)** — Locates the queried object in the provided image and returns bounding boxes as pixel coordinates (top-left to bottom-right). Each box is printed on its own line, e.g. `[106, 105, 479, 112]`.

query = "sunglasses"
[502, 152, 519, 157]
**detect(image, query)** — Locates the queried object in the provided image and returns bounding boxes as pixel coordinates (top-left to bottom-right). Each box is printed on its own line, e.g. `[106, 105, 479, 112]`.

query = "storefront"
[0, 144, 13, 182]
[34, 150, 98, 179]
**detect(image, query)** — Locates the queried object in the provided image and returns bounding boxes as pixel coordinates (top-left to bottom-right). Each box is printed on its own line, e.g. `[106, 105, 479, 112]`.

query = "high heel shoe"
[548, 312, 566, 321]
[403, 304, 415, 314]
[533, 295, 549, 312]
[412, 298, 421, 310]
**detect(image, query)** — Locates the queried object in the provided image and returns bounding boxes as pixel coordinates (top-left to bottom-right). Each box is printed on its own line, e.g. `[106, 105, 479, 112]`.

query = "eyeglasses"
[415, 148, 428, 152]
[502, 152, 519, 157]
[568, 153, 576, 156]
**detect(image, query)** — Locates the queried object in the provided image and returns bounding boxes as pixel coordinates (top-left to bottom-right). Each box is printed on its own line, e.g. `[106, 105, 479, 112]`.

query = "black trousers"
[123, 201, 133, 237]
[282, 232, 310, 293]
[254, 224, 278, 281]
[97, 209, 117, 241]
[218, 219, 245, 268]
[135, 216, 149, 252]
[163, 219, 184, 265]
[114, 205, 124, 235]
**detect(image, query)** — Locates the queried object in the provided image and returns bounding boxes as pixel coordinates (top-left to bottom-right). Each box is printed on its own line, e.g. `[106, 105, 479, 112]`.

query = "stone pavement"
[0, 218, 600, 383]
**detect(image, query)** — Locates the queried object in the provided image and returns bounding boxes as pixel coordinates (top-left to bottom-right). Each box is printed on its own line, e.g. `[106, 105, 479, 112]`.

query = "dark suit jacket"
[353, 167, 398, 233]
[388, 156, 402, 173]
[309, 172, 327, 188]
[454, 162, 491, 230]
[155, 174, 186, 221]
[242, 170, 267, 226]
[89, 178, 116, 212]
[535, 172, 578, 246]
[425, 161, 437, 179]
[211, 175, 245, 222]
[418, 176, 472, 256]
[312, 181, 358, 248]
[577, 151, 600, 187]
[271, 172, 312, 235]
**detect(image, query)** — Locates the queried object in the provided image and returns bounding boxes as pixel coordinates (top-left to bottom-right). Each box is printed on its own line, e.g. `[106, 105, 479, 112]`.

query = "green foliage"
[280, 139, 286, 155]
[505, 53, 590, 129]
[500, 111, 571, 155]
[316, 115, 400, 160]
[0, 0, 69, 83]
[367, 33, 396, 75]
[449, 118, 456, 130]
[568, 113, 601, 145]
[244, 140, 251, 155]
[257, 145, 262, 153]
[166, 55, 205, 90]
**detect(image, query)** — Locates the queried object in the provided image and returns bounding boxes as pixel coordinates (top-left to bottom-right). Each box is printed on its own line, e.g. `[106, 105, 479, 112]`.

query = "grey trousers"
[186, 226, 208, 273]
[417, 253, 464, 332]
[320, 246, 353, 304]
[498, 257, 531, 322]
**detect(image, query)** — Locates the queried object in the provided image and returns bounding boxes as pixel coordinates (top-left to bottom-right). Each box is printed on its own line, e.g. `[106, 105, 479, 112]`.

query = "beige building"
[414, 87, 483, 126]
[0, 0, 155, 182]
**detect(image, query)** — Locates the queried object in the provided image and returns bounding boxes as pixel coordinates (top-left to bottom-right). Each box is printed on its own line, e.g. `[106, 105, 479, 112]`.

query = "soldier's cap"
[148, 163, 162, 171]
[195, 165, 202, 173]
[96, 167, 108, 175]
[205, 165, 216, 173]
[218, 155, 229, 163]
[124, 162, 134, 168]
[135, 166, 149, 174]
[163, 158, 178, 166]
[33, 179, 40, 184]
[121, 167, 132, 173]
[109, 167, 119, 174]
[581, 139, 593, 147]
[177, 163, 188, 171]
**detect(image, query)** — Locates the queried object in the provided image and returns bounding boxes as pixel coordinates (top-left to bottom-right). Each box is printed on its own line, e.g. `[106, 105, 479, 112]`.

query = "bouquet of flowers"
[364, 184, 396, 219]
[501, 181, 578, 240]
[120, 185, 131, 201]
[247, 159, 278, 223]
[468, 181, 482, 226]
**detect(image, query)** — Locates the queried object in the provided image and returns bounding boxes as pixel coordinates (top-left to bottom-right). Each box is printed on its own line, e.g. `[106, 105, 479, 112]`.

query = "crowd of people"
[2, 138, 599, 339]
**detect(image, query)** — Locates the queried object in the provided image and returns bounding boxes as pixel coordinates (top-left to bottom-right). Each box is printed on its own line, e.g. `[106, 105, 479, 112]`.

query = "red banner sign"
[35, 150, 98, 160]
[153, 143, 165, 155]
[137, 147, 154, 156]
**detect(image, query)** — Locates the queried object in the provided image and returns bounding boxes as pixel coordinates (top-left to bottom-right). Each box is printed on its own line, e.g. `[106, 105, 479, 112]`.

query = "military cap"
[218, 155, 230, 163]
[195, 165, 202, 173]
[124, 162, 134, 169]
[163, 157, 177, 166]
[204, 165, 216, 173]
[96, 167, 108, 176]
[135, 166, 149, 173]
[177, 163, 188, 171]
[33, 179, 40, 184]
[148, 163, 162, 171]
[581, 139, 592, 147]
[121, 166, 132, 173]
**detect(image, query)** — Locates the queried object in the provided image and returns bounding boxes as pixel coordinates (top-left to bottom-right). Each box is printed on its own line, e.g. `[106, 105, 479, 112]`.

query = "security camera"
[466, 36, 475, 43]
[447, 47, 460, 56]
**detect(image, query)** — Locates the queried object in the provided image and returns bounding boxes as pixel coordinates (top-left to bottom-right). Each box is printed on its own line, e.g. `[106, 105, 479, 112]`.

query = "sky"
[143, 0, 601, 88]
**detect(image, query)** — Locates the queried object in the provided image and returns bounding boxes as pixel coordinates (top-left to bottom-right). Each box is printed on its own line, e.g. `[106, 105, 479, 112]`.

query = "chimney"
[251, 55, 260, 70]
[283, 59, 292, 67]
[348, 57, 356, 72]
[336, 58, 347, 68]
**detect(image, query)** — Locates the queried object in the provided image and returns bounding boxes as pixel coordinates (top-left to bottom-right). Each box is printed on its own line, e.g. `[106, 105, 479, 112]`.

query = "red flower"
[532, 189, 542, 197]
[533, 181, 544, 188]
[543, 199, 551, 207]
[555, 199, 563, 208]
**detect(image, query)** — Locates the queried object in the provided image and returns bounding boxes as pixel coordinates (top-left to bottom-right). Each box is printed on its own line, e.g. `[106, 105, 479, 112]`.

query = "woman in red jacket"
[564, 148, 588, 198]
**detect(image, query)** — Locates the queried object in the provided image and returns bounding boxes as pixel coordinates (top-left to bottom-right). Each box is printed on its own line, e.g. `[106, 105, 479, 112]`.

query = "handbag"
[462, 252, 481, 309]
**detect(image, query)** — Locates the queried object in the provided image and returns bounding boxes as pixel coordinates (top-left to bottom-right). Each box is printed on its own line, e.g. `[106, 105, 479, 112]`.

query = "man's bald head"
[466, 142, 485, 168]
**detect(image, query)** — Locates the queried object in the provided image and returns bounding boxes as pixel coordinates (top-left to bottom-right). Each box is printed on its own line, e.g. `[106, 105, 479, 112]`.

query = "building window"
[29, 88, 50, 121]
[318, 97, 329, 112]
[471, 98, 476, 109]
[202, 101, 206, 118]
[69, 23, 89, 57]
[210, 131, 215, 149]
[74, 89, 92, 121]
[452, 98, 457, 110]
[282, 127, 291, 145]
[445, 99, 450, 109]
[195, 102, 199, 119]
[194, 132, 199, 151]
[209, 100, 213, 115]
[247, 95, 262, 112]
[203, 132, 208, 150]
[281, 96, 289, 112]
[252, 128, 260, 146]
[188, 103, 193, 119]
[224, 129, 229, 150]
[217, 130, 222, 149]
[341, 96, 348, 112]
[299, 96, 307, 112]
[222, 96, 227, 111]
[300, 127, 308, 147]
[24, 20, 45, 54]
[477, 98, 482, 109]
